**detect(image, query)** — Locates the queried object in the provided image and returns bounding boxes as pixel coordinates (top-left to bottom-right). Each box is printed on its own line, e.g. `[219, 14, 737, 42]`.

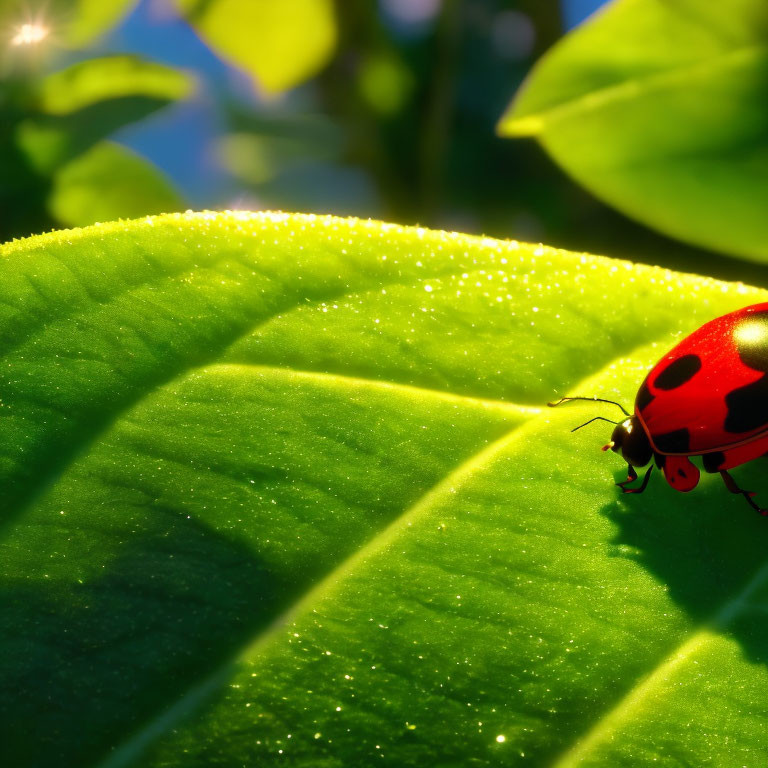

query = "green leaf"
[17, 56, 191, 177]
[175, 0, 337, 94]
[18, 94, 184, 175]
[48, 141, 183, 226]
[36, 55, 193, 115]
[63, 0, 138, 46]
[3, 212, 768, 767]
[498, 0, 768, 262]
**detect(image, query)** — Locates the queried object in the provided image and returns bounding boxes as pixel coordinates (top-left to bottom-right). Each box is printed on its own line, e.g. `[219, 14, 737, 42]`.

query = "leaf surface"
[498, 0, 768, 262]
[3, 212, 768, 767]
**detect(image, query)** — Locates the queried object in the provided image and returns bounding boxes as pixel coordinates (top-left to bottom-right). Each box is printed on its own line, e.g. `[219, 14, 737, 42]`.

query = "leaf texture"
[2, 212, 768, 767]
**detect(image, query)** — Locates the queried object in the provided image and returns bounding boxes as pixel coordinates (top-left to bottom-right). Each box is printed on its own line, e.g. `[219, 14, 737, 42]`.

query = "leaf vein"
[504, 44, 767, 135]
[93, 416, 539, 768]
[549, 562, 768, 767]
[202, 362, 542, 414]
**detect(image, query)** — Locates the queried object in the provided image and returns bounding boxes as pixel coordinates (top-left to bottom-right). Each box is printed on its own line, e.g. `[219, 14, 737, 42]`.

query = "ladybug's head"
[604, 415, 653, 468]
[548, 395, 653, 468]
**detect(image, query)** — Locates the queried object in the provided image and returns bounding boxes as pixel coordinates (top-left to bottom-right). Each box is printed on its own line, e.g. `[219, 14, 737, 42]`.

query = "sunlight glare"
[11, 22, 49, 46]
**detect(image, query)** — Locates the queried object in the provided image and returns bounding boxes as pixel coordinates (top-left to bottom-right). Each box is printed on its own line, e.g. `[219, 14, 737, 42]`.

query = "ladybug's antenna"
[547, 396, 630, 417]
[570, 416, 619, 433]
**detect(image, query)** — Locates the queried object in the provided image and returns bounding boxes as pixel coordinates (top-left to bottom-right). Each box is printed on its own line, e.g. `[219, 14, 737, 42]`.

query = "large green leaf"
[3, 212, 768, 767]
[498, 0, 768, 263]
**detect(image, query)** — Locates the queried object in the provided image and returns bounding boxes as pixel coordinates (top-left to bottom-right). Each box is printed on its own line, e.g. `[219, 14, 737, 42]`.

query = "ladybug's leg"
[616, 465, 653, 494]
[720, 470, 768, 516]
[616, 464, 637, 489]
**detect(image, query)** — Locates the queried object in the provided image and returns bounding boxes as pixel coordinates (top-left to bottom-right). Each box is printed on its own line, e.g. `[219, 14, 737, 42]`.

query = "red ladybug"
[552, 303, 768, 515]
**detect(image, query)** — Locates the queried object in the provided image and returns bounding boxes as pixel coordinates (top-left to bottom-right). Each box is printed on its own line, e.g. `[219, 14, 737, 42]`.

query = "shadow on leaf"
[604, 459, 768, 664]
[0, 508, 302, 768]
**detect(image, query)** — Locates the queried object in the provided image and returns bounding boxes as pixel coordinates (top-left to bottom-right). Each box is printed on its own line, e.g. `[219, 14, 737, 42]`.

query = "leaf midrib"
[206, 363, 540, 414]
[503, 44, 767, 135]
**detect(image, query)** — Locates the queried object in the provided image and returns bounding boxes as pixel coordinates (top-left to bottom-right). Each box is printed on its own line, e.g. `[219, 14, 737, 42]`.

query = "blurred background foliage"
[500, 0, 768, 268]
[2, 0, 766, 284]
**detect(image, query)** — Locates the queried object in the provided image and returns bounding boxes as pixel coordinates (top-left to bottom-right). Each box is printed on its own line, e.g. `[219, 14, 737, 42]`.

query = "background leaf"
[17, 94, 184, 176]
[175, 0, 337, 94]
[3, 212, 768, 767]
[61, 0, 138, 46]
[36, 55, 193, 115]
[17, 56, 192, 180]
[1, 44, 192, 241]
[498, 0, 768, 263]
[48, 141, 183, 226]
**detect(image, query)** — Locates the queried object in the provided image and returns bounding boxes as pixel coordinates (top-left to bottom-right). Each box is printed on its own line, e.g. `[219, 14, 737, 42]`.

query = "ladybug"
[551, 303, 768, 515]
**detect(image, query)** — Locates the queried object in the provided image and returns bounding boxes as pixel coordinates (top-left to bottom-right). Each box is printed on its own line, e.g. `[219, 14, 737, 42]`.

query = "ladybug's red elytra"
[552, 303, 768, 515]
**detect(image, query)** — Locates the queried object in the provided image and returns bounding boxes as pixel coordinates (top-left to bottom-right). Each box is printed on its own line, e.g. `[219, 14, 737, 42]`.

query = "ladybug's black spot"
[635, 379, 654, 412]
[677, 468, 686, 477]
[703, 451, 726, 473]
[654, 428, 690, 454]
[654, 354, 702, 390]
[724, 376, 768, 433]
[733, 312, 768, 372]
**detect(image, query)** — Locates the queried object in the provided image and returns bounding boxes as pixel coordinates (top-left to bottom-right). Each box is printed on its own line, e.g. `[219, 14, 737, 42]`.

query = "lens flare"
[11, 22, 49, 46]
